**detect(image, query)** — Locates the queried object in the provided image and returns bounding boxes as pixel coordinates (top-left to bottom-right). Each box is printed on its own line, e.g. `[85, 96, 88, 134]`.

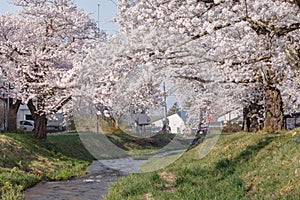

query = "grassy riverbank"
[0, 132, 94, 200]
[106, 131, 300, 200]
[77, 131, 194, 159]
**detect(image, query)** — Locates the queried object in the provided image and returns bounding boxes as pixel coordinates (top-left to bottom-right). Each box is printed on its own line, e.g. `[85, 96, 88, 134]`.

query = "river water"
[24, 150, 184, 200]
[24, 160, 125, 200]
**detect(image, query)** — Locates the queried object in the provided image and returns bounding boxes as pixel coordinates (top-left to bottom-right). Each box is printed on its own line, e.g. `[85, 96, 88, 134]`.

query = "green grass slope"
[0, 132, 94, 199]
[106, 131, 300, 200]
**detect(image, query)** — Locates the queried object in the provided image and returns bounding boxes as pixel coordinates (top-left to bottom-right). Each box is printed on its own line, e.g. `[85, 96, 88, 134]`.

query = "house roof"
[284, 112, 300, 118]
[152, 111, 187, 123]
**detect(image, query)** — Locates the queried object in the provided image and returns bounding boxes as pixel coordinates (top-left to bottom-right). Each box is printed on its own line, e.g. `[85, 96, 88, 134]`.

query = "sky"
[0, 0, 119, 34]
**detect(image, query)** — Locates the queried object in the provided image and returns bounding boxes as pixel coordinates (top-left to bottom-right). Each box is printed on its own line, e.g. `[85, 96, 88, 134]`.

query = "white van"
[19, 120, 34, 132]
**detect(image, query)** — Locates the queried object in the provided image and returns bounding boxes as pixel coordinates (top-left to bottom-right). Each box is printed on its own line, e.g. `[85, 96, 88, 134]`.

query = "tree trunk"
[264, 86, 284, 131]
[114, 117, 120, 129]
[242, 106, 250, 132]
[33, 114, 47, 140]
[243, 102, 264, 132]
[26, 96, 71, 140]
[27, 99, 47, 140]
[114, 114, 123, 129]
[7, 99, 21, 132]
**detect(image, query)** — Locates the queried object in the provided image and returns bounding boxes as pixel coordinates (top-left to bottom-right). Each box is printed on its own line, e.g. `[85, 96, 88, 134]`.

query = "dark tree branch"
[294, 0, 300, 8]
[51, 95, 72, 113]
[27, 99, 37, 120]
[246, 17, 300, 37]
[231, 54, 272, 66]
[192, 17, 246, 40]
[173, 75, 213, 84]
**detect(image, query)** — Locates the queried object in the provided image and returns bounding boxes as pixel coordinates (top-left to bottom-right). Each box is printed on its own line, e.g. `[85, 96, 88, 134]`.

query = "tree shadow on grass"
[207, 135, 280, 199]
[105, 132, 176, 151]
[215, 136, 279, 178]
[41, 135, 95, 162]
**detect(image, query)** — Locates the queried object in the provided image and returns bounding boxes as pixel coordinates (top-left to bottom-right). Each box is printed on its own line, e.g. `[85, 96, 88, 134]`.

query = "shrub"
[222, 122, 242, 133]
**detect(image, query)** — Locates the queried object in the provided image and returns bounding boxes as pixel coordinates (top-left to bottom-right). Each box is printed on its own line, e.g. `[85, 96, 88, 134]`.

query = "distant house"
[130, 112, 152, 133]
[217, 109, 243, 125]
[284, 112, 300, 130]
[209, 121, 223, 127]
[152, 112, 186, 134]
[131, 113, 151, 126]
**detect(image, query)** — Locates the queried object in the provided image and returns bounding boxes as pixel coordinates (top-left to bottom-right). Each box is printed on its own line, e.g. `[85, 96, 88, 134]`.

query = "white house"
[16, 104, 33, 129]
[152, 113, 186, 134]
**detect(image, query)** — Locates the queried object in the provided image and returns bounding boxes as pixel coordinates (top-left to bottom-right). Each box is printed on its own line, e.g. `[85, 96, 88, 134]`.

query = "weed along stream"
[24, 150, 185, 200]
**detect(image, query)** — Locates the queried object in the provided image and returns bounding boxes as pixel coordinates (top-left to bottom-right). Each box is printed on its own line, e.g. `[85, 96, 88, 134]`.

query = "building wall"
[152, 114, 186, 134]
[217, 109, 242, 124]
[17, 105, 32, 129]
[285, 115, 300, 130]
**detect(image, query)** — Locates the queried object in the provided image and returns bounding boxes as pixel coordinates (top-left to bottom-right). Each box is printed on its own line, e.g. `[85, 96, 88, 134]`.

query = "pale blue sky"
[0, 0, 119, 34]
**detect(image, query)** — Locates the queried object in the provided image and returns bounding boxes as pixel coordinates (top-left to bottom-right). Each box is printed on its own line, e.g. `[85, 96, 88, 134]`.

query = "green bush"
[222, 122, 242, 133]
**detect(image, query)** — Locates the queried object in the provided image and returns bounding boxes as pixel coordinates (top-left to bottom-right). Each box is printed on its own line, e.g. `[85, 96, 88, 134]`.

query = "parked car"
[19, 120, 34, 132]
[183, 128, 198, 135]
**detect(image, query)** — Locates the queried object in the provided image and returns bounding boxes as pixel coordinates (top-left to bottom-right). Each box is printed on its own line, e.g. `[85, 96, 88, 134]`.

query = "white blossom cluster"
[75, 34, 164, 121]
[0, 0, 101, 116]
[113, 0, 300, 125]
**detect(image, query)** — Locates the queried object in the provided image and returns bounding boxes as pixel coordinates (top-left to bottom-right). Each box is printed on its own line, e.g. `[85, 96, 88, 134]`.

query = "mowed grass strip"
[0, 132, 94, 199]
[105, 131, 300, 200]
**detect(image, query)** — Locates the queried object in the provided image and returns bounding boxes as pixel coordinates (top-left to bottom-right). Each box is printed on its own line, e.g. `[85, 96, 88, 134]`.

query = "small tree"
[168, 102, 180, 116]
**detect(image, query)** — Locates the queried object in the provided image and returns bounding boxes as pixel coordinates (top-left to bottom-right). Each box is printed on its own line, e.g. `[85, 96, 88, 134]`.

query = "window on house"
[25, 115, 33, 120]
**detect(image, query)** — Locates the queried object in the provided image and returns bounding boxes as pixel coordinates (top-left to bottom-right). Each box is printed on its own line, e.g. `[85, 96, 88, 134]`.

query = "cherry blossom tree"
[75, 34, 163, 131]
[115, 0, 300, 131]
[0, 14, 24, 132]
[0, 0, 102, 139]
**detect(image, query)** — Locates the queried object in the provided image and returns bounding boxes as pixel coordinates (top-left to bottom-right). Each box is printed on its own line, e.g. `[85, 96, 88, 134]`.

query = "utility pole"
[2, 94, 5, 131]
[98, 3, 100, 30]
[6, 94, 9, 131]
[96, 112, 99, 134]
[162, 82, 169, 132]
[97, 3, 101, 40]
[163, 82, 167, 122]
